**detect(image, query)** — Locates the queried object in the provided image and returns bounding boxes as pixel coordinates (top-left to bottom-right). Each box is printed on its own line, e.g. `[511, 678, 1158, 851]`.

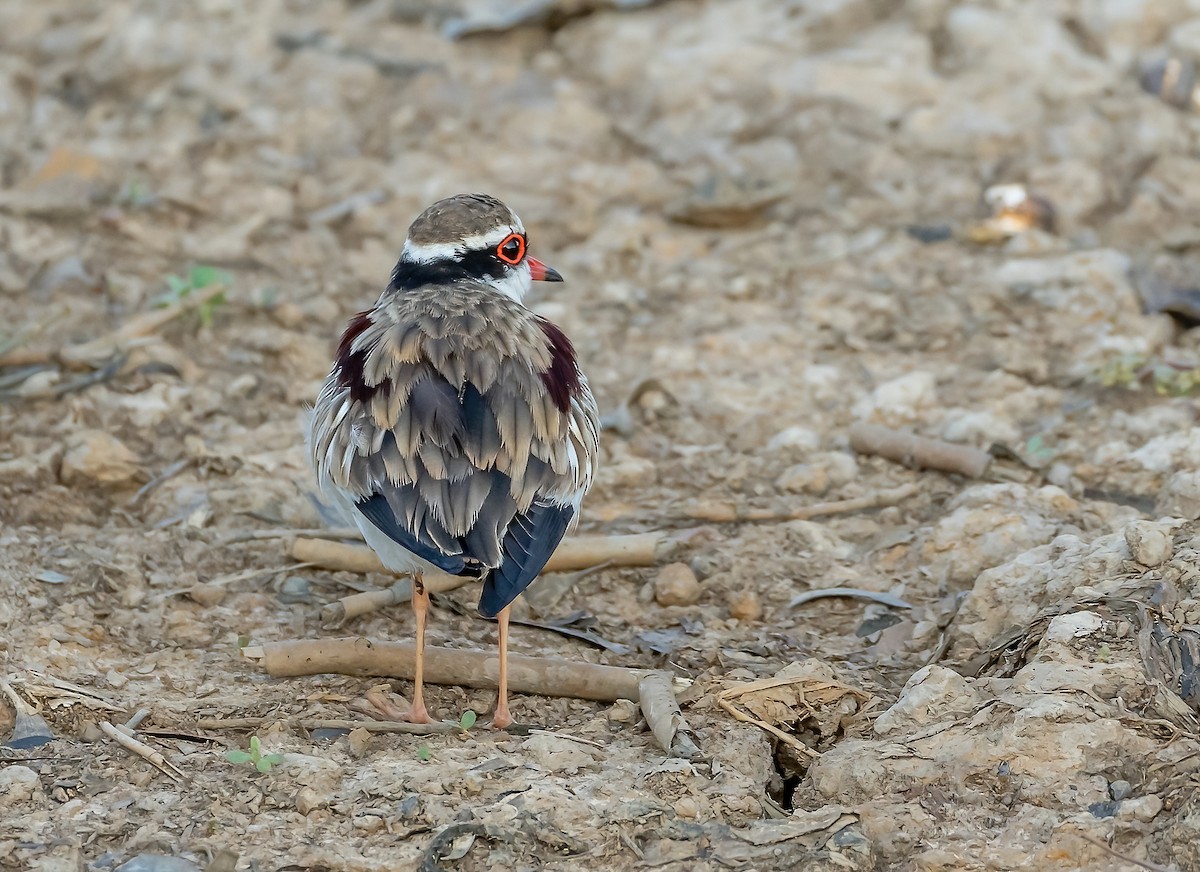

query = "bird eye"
[496, 233, 525, 265]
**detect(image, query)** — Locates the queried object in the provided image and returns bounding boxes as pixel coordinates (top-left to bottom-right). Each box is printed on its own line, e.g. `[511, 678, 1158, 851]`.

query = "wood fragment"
[98, 720, 186, 782]
[293, 532, 669, 577]
[245, 638, 660, 702]
[685, 482, 919, 524]
[62, 283, 230, 368]
[193, 716, 457, 735]
[638, 672, 700, 758]
[849, 422, 991, 478]
[322, 577, 467, 625]
[219, 526, 362, 546]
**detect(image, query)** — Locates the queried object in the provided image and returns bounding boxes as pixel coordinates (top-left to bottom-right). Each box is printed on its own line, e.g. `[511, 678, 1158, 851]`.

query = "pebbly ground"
[3, 1, 1200, 869]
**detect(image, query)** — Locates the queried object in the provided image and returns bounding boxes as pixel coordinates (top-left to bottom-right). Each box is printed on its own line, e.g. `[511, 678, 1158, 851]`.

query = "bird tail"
[477, 502, 573, 618]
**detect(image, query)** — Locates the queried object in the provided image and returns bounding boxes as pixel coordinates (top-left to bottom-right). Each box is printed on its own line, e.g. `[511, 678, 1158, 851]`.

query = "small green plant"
[1094, 352, 1200, 396]
[458, 709, 477, 730]
[225, 735, 284, 773]
[115, 178, 156, 208]
[417, 744, 431, 762]
[156, 265, 231, 328]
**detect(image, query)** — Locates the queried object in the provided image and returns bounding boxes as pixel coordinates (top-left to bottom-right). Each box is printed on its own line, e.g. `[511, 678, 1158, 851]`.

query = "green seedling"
[458, 709, 477, 730]
[225, 735, 284, 773]
[418, 744, 431, 762]
[156, 265, 231, 328]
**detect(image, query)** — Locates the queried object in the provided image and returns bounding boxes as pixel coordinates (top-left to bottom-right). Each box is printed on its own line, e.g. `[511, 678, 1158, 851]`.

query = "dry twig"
[0, 283, 229, 371]
[293, 531, 669, 578]
[244, 638, 663, 702]
[193, 716, 457, 735]
[98, 720, 187, 782]
[849, 422, 991, 478]
[219, 526, 362, 546]
[717, 675, 871, 759]
[685, 482, 918, 524]
[1076, 834, 1174, 872]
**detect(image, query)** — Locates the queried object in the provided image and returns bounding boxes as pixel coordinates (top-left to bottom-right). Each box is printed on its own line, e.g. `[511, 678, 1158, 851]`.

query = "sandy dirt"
[3, 1, 1200, 870]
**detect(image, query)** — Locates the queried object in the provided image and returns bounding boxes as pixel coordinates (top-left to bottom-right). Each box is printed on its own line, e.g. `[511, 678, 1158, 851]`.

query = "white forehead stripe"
[401, 224, 523, 264]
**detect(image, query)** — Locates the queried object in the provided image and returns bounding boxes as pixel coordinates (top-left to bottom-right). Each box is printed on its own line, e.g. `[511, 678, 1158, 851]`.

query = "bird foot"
[365, 687, 435, 724]
[490, 706, 513, 731]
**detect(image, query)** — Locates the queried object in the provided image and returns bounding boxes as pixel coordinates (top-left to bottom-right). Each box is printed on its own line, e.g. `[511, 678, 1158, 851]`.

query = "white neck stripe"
[401, 225, 523, 264]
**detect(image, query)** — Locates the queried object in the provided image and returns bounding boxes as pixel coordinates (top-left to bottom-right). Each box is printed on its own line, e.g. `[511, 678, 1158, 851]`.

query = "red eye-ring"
[496, 233, 526, 265]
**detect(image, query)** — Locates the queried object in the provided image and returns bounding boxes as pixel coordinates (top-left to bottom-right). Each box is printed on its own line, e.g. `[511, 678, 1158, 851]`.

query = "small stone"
[674, 796, 700, 818]
[766, 426, 820, 453]
[60, 430, 141, 486]
[187, 583, 226, 607]
[522, 733, 596, 774]
[1119, 794, 1163, 822]
[1109, 779, 1132, 801]
[105, 669, 128, 689]
[727, 589, 762, 622]
[270, 301, 306, 328]
[295, 786, 323, 815]
[654, 563, 702, 607]
[346, 727, 373, 758]
[607, 699, 640, 725]
[776, 463, 828, 494]
[1156, 471, 1200, 520]
[1124, 521, 1173, 567]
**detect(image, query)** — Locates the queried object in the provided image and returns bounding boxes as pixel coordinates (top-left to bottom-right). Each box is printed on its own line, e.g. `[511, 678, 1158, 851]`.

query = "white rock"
[940, 409, 1020, 447]
[854, 371, 938, 423]
[0, 765, 40, 804]
[1041, 611, 1103, 644]
[766, 426, 821, 454]
[953, 532, 1128, 653]
[921, 484, 1077, 585]
[873, 666, 982, 736]
[1124, 520, 1174, 566]
[1119, 794, 1164, 822]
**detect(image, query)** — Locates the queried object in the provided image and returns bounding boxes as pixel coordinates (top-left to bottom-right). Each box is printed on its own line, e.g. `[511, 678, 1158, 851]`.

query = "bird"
[309, 193, 600, 728]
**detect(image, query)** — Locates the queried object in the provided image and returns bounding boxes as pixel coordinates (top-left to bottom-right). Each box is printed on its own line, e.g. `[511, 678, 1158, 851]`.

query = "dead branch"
[849, 422, 991, 478]
[193, 716, 456, 735]
[639, 672, 700, 758]
[98, 720, 186, 782]
[244, 638, 662, 703]
[292, 532, 670, 577]
[684, 482, 919, 523]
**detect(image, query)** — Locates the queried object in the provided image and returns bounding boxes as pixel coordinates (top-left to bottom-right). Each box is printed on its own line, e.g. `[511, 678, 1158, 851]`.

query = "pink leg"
[491, 606, 513, 729]
[408, 576, 433, 724]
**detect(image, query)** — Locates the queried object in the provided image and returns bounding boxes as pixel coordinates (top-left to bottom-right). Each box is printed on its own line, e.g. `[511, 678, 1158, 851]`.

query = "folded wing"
[310, 286, 599, 615]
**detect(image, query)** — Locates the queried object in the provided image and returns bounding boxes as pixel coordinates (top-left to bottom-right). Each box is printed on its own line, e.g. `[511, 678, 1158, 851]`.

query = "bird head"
[392, 193, 563, 302]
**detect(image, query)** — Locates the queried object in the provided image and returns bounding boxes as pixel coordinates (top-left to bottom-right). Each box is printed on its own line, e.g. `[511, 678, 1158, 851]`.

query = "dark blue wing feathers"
[355, 493, 471, 576]
[477, 502, 574, 618]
